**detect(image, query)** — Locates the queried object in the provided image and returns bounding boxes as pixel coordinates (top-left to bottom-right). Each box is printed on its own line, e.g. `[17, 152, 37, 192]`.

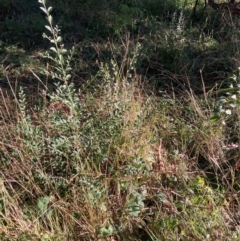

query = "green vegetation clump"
[0, 0, 240, 240]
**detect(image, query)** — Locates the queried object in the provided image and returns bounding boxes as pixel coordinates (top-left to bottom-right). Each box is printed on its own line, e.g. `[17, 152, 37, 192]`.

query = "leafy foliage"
[1, 0, 240, 240]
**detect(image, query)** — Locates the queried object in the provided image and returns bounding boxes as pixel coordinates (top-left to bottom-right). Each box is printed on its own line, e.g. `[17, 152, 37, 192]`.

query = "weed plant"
[0, 0, 240, 241]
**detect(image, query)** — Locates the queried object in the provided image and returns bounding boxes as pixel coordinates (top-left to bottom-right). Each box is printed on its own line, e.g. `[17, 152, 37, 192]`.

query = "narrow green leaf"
[45, 25, 52, 32]
[40, 7, 47, 14]
[59, 54, 63, 63]
[48, 15, 53, 24]
[66, 67, 72, 72]
[209, 115, 220, 122]
[48, 6, 53, 13]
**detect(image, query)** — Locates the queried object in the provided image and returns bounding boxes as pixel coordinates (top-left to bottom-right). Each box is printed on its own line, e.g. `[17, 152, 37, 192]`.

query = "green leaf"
[66, 74, 71, 80]
[209, 115, 220, 122]
[66, 67, 72, 72]
[37, 196, 49, 213]
[98, 225, 114, 237]
[166, 219, 177, 228]
[40, 7, 47, 14]
[60, 49, 68, 54]
[45, 25, 52, 32]
[126, 200, 141, 217]
[47, 6, 53, 13]
[59, 54, 64, 63]
[48, 15, 53, 24]
[99, 227, 110, 236]
[50, 47, 57, 53]
[57, 36, 62, 43]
